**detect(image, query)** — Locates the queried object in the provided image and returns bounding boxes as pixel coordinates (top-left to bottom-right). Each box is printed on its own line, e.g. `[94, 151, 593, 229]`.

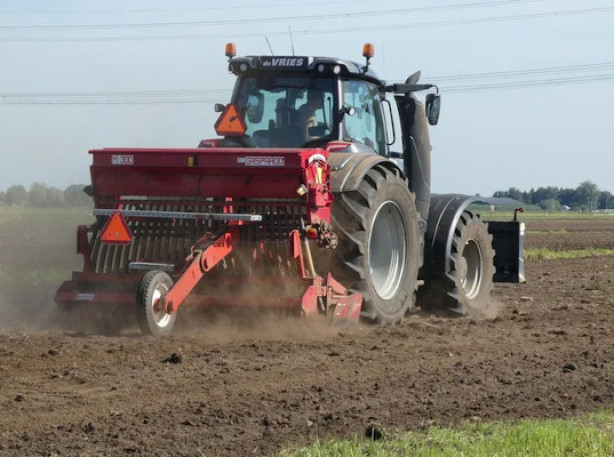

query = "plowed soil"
[1, 213, 613, 456]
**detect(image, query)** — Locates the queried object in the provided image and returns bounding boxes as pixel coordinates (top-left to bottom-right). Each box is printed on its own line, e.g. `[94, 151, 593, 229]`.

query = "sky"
[0, 0, 613, 196]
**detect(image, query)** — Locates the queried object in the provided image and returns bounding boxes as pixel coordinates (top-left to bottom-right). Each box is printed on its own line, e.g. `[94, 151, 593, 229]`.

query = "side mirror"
[214, 103, 225, 113]
[339, 105, 356, 118]
[425, 93, 441, 126]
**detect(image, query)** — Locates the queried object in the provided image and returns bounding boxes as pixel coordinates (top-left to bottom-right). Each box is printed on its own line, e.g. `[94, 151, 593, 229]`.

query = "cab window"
[342, 80, 387, 155]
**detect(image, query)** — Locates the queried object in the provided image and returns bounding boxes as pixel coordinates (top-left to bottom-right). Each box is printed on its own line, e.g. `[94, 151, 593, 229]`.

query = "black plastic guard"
[422, 193, 476, 278]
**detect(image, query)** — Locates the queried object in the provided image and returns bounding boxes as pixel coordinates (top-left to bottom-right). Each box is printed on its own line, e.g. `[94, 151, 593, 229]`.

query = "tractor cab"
[212, 43, 439, 159]
[209, 43, 441, 223]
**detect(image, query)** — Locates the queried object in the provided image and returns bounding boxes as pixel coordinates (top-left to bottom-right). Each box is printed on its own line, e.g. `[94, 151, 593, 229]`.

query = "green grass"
[526, 247, 614, 260]
[479, 210, 614, 221]
[274, 411, 614, 457]
[526, 229, 569, 234]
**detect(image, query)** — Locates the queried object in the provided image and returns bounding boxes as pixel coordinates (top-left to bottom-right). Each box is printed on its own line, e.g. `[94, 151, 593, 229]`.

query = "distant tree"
[598, 191, 614, 210]
[538, 199, 561, 212]
[64, 184, 92, 206]
[532, 186, 560, 205]
[494, 187, 526, 202]
[558, 188, 577, 208]
[492, 182, 614, 211]
[508, 187, 523, 202]
[6, 184, 27, 206]
[46, 186, 65, 207]
[576, 181, 600, 211]
[28, 182, 49, 207]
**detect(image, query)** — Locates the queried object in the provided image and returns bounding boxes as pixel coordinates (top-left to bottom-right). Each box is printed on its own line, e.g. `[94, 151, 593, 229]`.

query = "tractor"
[55, 43, 525, 336]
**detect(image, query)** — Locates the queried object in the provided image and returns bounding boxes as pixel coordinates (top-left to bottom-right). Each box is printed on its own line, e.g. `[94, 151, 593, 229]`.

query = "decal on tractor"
[261, 57, 307, 69]
[237, 156, 285, 167]
[111, 155, 134, 165]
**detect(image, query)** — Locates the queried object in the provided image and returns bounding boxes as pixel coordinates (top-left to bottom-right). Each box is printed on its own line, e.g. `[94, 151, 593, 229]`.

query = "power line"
[443, 73, 614, 92]
[4, 2, 606, 42]
[0, 0, 546, 30]
[0, 0, 377, 15]
[428, 62, 614, 82]
[2, 62, 613, 105]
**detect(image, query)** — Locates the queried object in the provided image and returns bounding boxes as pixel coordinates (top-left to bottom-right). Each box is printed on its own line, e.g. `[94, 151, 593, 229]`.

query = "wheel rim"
[369, 201, 406, 300]
[460, 239, 483, 299]
[151, 283, 172, 328]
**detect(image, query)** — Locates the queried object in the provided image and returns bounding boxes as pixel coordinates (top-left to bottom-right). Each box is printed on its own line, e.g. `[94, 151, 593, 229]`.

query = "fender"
[422, 193, 480, 278]
[422, 194, 525, 283]
[327, 152, 402, 193]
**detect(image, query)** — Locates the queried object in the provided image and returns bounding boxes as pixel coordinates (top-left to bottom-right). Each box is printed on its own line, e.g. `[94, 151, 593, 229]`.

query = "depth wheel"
[136, 270, 177, 337]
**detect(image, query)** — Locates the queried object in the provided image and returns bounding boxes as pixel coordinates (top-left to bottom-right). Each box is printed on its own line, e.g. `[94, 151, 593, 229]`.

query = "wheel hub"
[460, 239, 483, 299]
[369, 201, 406, 300]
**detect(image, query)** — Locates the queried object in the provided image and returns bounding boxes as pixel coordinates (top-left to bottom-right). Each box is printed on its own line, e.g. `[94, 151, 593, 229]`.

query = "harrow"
[55, 147, 361, 335]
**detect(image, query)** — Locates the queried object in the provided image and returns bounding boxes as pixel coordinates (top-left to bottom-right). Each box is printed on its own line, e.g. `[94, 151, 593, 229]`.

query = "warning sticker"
[100, 212, 133, 245]
[111, 155, 134, 165]
[237, 156, 285, 167]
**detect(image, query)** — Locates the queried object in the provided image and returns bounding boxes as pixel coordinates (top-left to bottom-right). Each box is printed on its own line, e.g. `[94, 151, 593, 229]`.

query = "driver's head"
[306, 89, 324, 110]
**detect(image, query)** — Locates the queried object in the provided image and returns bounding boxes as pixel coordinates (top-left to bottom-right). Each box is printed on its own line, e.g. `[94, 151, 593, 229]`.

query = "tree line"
[2, 180, 612, 211]
[493, 181, 613, 211]
[0, 183, 92, 207]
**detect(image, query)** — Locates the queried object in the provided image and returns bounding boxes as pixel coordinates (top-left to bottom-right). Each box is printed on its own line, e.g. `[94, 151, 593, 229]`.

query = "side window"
[343, 80, 387, 155]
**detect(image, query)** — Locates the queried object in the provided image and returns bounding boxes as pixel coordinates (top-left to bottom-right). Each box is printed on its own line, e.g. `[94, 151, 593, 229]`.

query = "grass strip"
[526, 247, 614, 260]
[274, 411, 614, 457]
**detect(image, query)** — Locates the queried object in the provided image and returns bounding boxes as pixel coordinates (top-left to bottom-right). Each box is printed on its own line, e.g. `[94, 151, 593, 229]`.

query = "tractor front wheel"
[136, 270, 177, 337]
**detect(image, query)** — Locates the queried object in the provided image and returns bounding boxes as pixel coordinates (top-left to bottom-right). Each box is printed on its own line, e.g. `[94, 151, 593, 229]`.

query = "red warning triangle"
[100, 212, 133, 245]
[214, 104, 247, 137]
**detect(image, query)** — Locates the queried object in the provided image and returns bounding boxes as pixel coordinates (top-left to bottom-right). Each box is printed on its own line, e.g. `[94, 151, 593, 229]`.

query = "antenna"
[288, 25, 295, 56]
[265, 37, 274, 55]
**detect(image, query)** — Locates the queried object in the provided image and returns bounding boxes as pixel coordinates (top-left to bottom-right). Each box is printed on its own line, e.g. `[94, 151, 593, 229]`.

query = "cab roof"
[229, 55, 384, 87]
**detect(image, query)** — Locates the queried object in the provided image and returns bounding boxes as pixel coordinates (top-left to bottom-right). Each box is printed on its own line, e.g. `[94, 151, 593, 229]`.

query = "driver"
[296, 89, 324, 143]
[298, 89, 324, 117]
[295, 110, 317, 144]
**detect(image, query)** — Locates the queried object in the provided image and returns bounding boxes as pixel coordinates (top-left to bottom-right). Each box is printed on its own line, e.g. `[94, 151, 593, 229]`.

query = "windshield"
[235, 74, 335, 147]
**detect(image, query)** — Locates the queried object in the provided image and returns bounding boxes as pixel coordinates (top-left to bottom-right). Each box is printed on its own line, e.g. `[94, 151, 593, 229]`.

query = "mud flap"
[300, 273, 362, 324]
[332, 294, 362, 324]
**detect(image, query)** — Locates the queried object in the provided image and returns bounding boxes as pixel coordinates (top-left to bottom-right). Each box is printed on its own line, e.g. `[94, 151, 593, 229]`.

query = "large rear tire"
[136, 270, 177, 337]
[322, 165, 421, 325]
[419, 211, 495, 317]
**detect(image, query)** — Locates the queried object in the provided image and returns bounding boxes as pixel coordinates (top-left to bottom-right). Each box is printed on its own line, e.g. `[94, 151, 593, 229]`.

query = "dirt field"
[1, 212, 613, 456]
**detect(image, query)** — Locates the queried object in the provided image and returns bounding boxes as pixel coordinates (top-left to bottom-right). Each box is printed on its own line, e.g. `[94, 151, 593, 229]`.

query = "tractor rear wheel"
[324, 165, 421, 325]
[419, 211, 495, 317]
[136, 270, 177, 337]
